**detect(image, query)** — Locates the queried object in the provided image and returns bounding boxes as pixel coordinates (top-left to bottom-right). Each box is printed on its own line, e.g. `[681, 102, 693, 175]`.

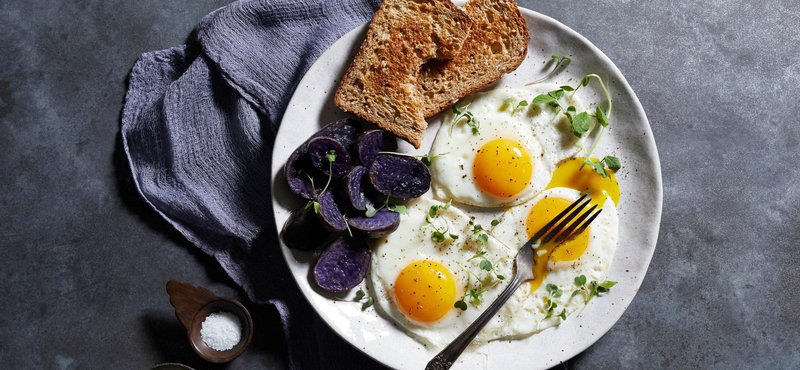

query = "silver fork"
[425, 194, 602, 370]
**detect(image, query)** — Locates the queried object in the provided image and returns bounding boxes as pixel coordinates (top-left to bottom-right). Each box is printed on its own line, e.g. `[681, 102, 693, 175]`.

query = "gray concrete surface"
[1, 0, 798, 369]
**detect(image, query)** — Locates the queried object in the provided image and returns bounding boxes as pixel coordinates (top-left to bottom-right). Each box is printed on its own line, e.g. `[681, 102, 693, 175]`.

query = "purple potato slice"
[316, 191, 347, 232]
[337, 166, 375, 211]
[281, 208, 329, 250]
[357, 130, 398, 167]
[285, 119, 362, 199]
[347, 208, 400, 238]
[323, 118, 361, 154]
[314, 236, 371, 292]
[285, 147, 320, 199]
[369, 154, 431, 200]
[308, 137, 351, 178]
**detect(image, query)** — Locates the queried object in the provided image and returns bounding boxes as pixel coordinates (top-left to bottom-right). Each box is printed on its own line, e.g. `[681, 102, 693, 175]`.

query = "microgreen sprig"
[453, 265, 501, 311]
[354, 289, 374, 309]
[529, 69, 622, 178]
[503, 98, 529, 117]
[304, 150, 337, 213]
[449, 104, 480, 136]
[426, 200, 457, 242]
[467, 249, 505, 281]
[365, 193, 408, 218]
[537, 283, 566, 329]
[527, 55, 572, 85]
[576, 74, 615, 173]
[572, 275, 618, 315]
[582, 155, 621, 179]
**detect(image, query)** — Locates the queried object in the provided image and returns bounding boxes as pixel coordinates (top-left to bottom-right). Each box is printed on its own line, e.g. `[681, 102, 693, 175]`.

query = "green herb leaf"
[365, 203, 378, 218]
[477, 234, 489, 244]
[565, 105, 577, 123]
[596, 106, 610, 127]
[581, 75, 591, 87]
[468, 288, 485, 306]
[364, 296, 374, 308]
[548, 89, 564, 100]
[571, 112, 592, 137]
[429, 205, 439, 218]
[491, 219, 500, 227]
[472, 224, 483, 233]
[354, 289, 366, 301]
[312, 201, 321, 214]
[389, 204, 407, 214]
[468, 250, 487, 261]
[325, 150, 337, 163]
[603, 156, 621, 171]
[452, 105, 462, 115]
[454, 300, 468, 311]
[431, 230, 445, 243]
[575, 275, 587, 286]
[449, 233, 459, 240]
[532, 94, 555, 104]
[503, 98, 514, 105]
[560, 85, 575, 92]
[479, 259, 493, 271]
[597, 280, 618, 293]
[518, 100, 528, 107]
[496, 274, 505, 280]
[558, 309, 567, 320]
[571, 290, 581, 297]
[584, 159, 610, 178]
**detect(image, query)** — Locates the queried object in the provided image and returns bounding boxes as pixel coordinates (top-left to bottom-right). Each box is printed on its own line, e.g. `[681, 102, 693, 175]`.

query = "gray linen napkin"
[121, 0, 386, 368]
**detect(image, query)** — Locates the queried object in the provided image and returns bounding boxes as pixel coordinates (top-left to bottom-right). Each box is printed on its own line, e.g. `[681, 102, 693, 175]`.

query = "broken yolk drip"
[546, 158, 620, 208]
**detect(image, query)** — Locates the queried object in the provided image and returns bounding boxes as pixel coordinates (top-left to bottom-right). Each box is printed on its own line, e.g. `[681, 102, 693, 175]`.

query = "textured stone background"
[1, 0, 798, 369]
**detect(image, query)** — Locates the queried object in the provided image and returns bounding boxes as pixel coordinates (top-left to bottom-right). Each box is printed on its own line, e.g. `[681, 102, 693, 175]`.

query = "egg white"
[370, 196, 517, 346]
[429, 84, 593, 207]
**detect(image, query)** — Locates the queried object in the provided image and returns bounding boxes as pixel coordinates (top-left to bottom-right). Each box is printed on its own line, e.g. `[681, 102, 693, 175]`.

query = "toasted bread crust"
[334, 0, 471, 148]
[419, 0, 529, 117]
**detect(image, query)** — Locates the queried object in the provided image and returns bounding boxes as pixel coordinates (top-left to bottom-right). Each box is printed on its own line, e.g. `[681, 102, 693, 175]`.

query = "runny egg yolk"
[547, 158, 620, 208]
[473, 138, 533, 198]
[525, 197, 591, 292]
[394, 260, 456, 322]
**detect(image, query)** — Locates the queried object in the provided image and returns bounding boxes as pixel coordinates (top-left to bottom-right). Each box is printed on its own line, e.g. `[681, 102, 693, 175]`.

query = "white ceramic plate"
[272, 5, 662, 369]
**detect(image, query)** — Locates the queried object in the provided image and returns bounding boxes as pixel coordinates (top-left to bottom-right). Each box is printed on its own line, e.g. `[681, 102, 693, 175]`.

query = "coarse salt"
[200, 311, 242, 351]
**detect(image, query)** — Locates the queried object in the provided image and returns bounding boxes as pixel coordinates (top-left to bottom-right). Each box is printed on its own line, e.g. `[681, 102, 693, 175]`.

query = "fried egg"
[429, 84, 592, 207]
[370, 196, 518, 346]
[489, 185, 619, 336]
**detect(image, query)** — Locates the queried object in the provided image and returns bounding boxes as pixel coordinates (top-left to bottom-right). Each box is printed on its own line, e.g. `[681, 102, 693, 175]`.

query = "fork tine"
[540, 197, 592, 244]
[526, 194, 587, 246]
[553, 204, 598, 245]
[570, 208, 603, 238]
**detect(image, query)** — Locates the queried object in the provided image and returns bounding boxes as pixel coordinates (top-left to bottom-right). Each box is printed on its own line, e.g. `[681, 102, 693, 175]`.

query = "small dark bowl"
[188, 298, 254, 363]
[149, 364, 195, 370]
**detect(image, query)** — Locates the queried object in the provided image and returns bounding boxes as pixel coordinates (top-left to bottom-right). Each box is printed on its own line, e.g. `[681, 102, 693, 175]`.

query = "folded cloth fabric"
[121, 0, 385, 368]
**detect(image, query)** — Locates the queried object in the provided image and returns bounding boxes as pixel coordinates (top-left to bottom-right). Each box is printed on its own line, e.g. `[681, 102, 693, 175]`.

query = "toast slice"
[334, 0, 472, 148]
[419, 0, 529, 117]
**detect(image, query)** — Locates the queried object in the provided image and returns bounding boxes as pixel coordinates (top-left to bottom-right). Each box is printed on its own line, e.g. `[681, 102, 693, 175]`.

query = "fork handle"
[425, 274, 525, 370]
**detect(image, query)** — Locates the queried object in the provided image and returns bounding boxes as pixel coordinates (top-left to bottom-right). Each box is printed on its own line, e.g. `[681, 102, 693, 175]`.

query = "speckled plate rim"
[271, 5, 662, 370]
